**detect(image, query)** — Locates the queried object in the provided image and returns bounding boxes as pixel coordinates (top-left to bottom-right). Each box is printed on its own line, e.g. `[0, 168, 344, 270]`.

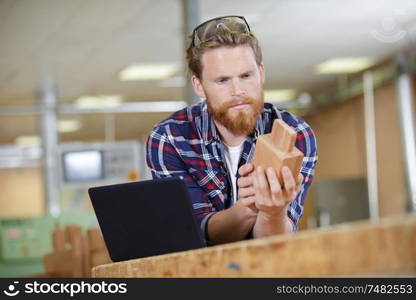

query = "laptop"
[88, 177, 205, 262]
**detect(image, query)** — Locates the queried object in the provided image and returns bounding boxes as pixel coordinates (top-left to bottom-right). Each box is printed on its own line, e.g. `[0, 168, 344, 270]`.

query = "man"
[146, 16, 317, 245]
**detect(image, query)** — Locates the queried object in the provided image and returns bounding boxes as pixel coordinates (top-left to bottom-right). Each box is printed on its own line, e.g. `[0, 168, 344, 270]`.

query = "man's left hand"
[252, 166, 303, 219]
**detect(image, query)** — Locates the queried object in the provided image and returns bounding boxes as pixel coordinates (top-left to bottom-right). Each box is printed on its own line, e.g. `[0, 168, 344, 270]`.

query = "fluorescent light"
[315, 58, 375, 74]
[118, 63, 179, 81]
[75, 95, 122, 109]
[129, 101, 187, 112]
[15, 135, 41, 146]
[264, 89, 297, 102]
[58, 119, 82, 133]
[297, 93, 312, 106]
[59, 101, 188, 113]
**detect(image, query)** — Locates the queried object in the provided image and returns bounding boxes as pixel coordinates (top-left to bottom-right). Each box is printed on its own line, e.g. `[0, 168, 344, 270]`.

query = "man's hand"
[207, 187, 257, 244]
[238, 163, 303, 237]
[252, 166, 303, 220]
[238, 164, 303, 212]
[237, 163, 258, 212]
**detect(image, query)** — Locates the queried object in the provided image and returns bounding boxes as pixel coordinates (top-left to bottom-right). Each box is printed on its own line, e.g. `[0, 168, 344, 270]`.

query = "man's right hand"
[237, 163, 258, 212]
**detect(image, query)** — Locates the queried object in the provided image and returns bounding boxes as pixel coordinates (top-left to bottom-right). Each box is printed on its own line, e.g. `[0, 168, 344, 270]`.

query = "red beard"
[207, 91, 264, 136]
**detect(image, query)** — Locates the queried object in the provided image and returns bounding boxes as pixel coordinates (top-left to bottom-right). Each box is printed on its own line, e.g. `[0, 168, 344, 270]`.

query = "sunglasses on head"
[191, 15, 251, 48]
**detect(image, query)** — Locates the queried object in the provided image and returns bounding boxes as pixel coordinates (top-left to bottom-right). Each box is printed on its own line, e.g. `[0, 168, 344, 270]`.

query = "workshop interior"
[0, 0, 415, 277]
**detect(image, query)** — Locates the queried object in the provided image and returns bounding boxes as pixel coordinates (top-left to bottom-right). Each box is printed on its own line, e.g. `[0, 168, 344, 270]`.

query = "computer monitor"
[62, 150, 104, 183]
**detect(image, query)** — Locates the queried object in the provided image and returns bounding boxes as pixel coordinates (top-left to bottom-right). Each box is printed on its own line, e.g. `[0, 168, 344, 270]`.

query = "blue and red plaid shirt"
[146, 101, 317, 241]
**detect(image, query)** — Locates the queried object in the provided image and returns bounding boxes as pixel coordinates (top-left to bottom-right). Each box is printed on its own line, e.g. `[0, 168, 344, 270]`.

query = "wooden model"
[252, 119, 304, 185]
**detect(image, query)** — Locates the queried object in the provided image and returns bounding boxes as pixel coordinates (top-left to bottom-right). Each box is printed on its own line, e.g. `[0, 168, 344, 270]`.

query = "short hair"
[186, 23, 263, 79]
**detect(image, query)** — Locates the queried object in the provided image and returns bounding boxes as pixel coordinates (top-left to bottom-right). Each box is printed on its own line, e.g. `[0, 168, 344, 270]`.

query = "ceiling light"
[58, 119, 82, 133]
[118, 63, 179, 81]
[297, 93, 312, 106]
[127, 101, 187, 112]
[60, 101, 188, 113]
[264, 89, 297, 102]
[315, 57, 375, 74]
[75, 95, 122, 109]
[14, 135, 41, 147]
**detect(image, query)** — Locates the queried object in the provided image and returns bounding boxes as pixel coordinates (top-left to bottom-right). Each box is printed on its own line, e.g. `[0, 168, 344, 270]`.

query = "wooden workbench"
[92, 213, 416, 277]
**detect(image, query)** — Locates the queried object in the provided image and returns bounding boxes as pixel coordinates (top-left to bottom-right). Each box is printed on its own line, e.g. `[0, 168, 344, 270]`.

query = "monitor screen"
[62, 150, 104, 182]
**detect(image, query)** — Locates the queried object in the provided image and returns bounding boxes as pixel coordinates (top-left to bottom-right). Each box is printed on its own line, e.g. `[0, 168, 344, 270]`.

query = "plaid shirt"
[146, 101, 317, 241]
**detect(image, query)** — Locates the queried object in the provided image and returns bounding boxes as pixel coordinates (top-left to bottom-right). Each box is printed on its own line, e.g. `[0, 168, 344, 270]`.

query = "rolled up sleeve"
[287, 119, 318, 231]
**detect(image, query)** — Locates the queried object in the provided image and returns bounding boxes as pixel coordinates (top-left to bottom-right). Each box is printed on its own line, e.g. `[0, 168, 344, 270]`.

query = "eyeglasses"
[191, 15, 251, 48]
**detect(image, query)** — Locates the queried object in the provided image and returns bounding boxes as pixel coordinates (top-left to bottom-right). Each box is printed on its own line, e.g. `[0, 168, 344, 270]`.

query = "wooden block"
[87, 228, 107, 252]
[252, 119, 304, 185]
[46, 225, 105, 277]
[82, 235, 91, 277]
[44, 249, 70, 276]
[65, 225, 83, 254]
[64, 225, 84, 276]
[91, 214, 416, 278]
[44, 249, 82, 277]
[52, 222, 67, 251]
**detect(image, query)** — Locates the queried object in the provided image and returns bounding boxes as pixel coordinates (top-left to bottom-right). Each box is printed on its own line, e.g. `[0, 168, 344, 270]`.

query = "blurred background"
[1, 0, 416, 277]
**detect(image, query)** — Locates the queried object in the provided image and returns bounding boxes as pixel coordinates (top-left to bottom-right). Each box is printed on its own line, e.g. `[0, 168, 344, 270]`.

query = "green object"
[0, 213, 99, 277]
[0, 217, 54, 262]
[0, 261, 44, 278]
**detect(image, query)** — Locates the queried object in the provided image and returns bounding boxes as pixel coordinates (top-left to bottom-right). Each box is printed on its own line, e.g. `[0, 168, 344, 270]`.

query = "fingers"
[237, 163, 258, 214]
[266, 167, 282, 204]
[240, 195, 254, 206]
[281, 166, 297, 201]
[240, 196, 257, 209]
[239, 196, 258, 213]
[296, 173, 304, 194]
[250, 166, 304, 217]
[238, 186, 255, 198]
[237, 175, 253, 189]
[238, 163, 254, 177]
[282, 167, 296, 191]
[254, 167, 287, 215]
[253, 166, 272, 210]
[256, 166, 270, 198]
[297, 173, 304, 186]
[237, 164, 254, 191]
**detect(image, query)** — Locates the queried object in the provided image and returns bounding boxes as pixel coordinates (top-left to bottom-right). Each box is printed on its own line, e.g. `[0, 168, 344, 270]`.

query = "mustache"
[224, 98, 254, 108]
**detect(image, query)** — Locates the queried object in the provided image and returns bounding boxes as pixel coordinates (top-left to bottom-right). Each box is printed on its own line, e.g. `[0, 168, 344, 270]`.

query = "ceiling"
[1, 0, 416, 143]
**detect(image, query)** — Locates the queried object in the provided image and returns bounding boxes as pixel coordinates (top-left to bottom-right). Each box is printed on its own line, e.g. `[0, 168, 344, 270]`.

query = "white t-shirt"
[223, 141, 244, 205]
